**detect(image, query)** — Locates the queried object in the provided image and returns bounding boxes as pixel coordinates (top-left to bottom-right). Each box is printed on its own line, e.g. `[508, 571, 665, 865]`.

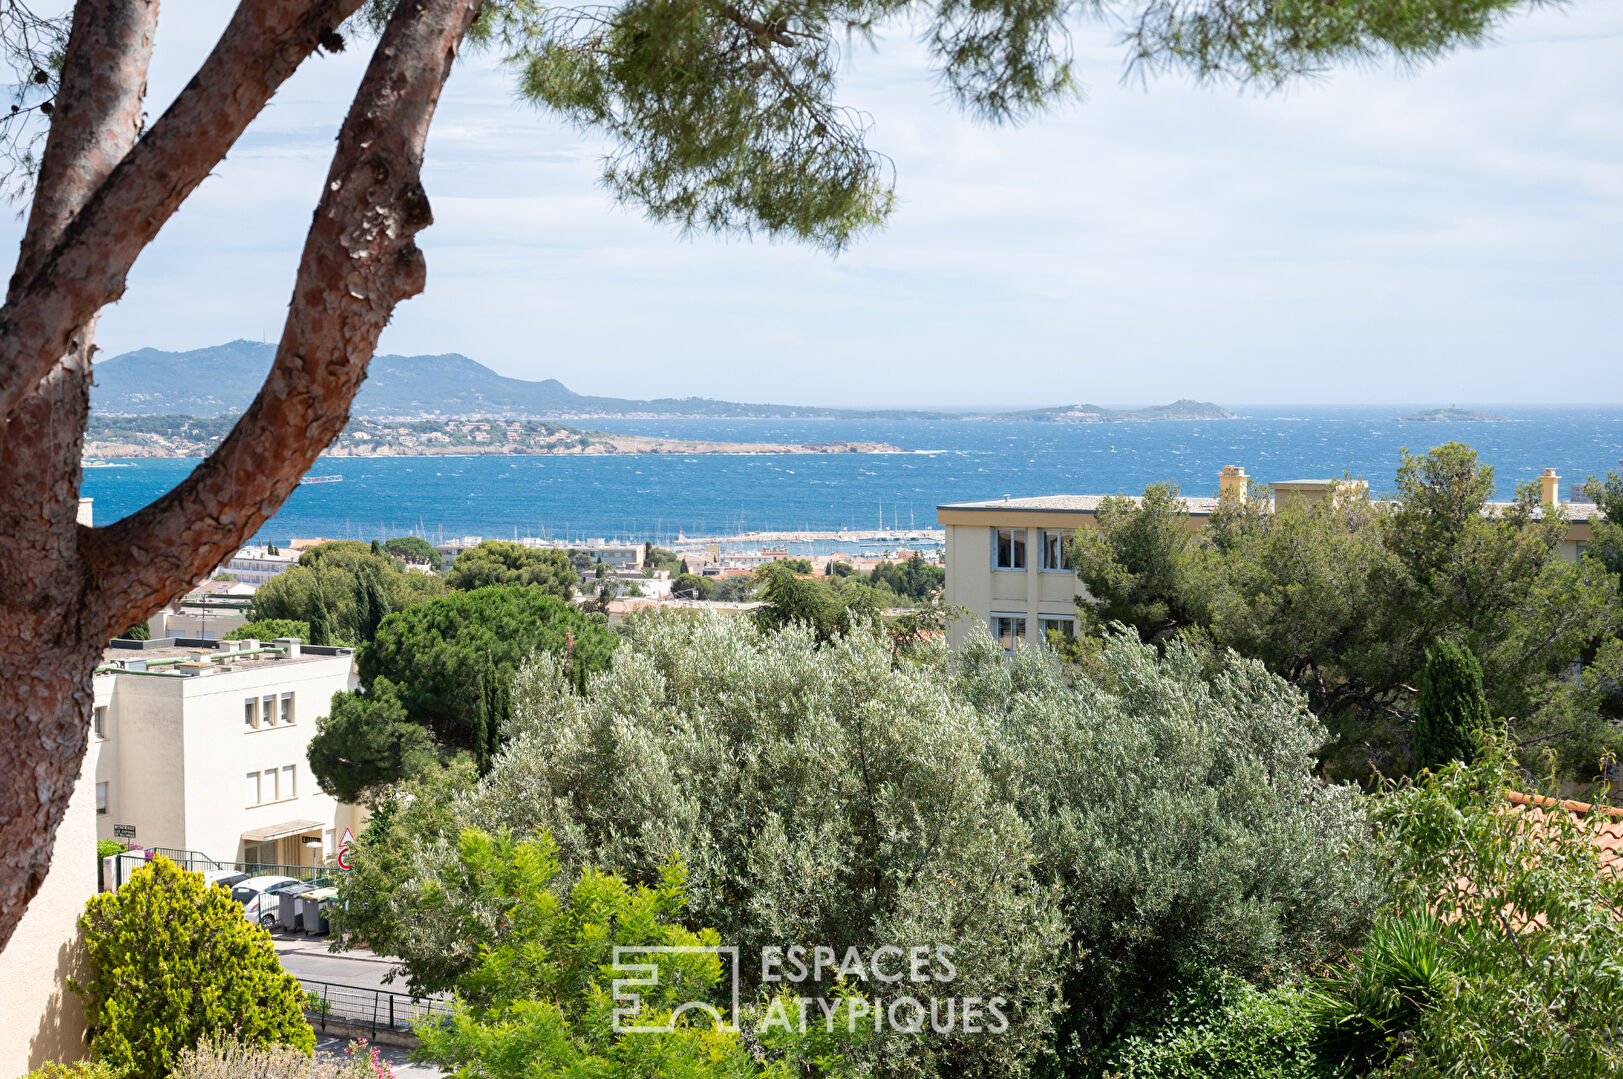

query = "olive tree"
[0, 0, 1548, 949]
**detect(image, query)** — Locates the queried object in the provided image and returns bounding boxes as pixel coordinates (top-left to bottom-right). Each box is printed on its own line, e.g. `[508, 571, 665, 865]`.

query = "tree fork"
[0, 0, 483, 952]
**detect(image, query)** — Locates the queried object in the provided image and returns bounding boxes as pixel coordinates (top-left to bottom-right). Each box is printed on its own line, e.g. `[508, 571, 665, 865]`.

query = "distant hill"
[90, 341, 933, 419]
[91, 341, 1236, 422]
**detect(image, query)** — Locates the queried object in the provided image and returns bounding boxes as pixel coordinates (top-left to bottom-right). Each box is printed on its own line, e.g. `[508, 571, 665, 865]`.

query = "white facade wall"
[93, 653, 362, 864]
[0, 732, 99, 1072]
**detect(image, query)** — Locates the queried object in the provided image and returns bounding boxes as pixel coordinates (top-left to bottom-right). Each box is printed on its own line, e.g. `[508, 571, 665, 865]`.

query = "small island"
[1398, 407, 1512, 423]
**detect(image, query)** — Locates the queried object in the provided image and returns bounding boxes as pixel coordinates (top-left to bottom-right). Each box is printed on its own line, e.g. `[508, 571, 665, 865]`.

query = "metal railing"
[108, 848, 334, 890]
[299, 978, 452, 1037]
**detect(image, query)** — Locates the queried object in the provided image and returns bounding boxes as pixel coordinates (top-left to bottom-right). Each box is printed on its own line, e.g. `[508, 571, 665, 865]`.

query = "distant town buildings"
[218, 544, 298, 587]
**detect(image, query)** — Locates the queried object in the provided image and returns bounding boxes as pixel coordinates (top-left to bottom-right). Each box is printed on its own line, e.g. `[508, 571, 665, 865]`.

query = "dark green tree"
[306, 678, 439, 804]
[308, 587, 616, 800]
[444, 540, 578, 598]
[384, 535, 444, 571]
[1411, 640, 1491, 772]
[307, 589, 333, 647]
[251, 541, 443, 640]
[370, 538, 383, 556]
[226, 619, 311, 644]
[353, 567, 392, 643]
[671, 572, 713, 600]
[119, 621, 151, 641]
[753, 561, 880, 644]
[1071, 482, 1200, 642]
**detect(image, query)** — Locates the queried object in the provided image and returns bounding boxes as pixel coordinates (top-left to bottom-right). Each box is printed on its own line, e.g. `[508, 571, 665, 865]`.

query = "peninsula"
[83, 414, 900, 459]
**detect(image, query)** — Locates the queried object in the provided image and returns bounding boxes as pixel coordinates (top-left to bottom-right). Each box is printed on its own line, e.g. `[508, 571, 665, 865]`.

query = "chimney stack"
[1540, 469, 1560, 508]
[1219, 465, 1249, 500]
[274, 637, 302, 659]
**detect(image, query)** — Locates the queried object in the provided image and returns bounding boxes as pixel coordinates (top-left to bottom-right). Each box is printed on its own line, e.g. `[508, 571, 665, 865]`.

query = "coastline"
[82, 436, 904, 460]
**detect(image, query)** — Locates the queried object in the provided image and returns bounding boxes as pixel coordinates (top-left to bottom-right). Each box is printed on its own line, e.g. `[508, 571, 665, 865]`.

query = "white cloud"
[6, 1, 1619, 405]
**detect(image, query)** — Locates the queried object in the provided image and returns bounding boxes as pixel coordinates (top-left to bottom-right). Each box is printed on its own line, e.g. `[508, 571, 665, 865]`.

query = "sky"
[10, 3, 1622, 408]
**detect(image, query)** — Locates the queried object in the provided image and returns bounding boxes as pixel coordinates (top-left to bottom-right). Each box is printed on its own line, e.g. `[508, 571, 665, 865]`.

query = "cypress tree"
[1412, 640, 1491, 772]
[309, 589, 333, 646]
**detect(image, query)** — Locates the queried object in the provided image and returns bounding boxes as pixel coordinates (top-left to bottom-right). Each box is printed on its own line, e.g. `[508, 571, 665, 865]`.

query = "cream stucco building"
[938, 466, 1600, 652]
[91, 637, 365, 869]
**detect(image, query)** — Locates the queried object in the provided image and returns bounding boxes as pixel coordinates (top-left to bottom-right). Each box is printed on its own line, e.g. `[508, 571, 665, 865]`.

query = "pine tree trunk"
[0, 343, 100, 943]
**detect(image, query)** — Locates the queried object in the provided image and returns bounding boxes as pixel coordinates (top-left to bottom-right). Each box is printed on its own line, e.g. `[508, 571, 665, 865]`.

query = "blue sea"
[81, 406, 1623, 545]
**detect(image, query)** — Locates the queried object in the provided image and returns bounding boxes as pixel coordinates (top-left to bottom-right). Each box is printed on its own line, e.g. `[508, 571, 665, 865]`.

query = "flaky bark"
[0, 0, 157, 957]
[0, 0, 482, 952]
[0, 0, 369, 419]
[98, 0, 481, 626]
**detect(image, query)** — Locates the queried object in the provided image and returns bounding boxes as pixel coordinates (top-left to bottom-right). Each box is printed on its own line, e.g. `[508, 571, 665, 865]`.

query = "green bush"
[416, 829, 862, 1079]
[19, 1062, 120, 1079]
[71, 857, 313, 1079]
[1304, 738, 1623, 1077]
[95, 840, 128, 891]
[343, 614, 1377, 1079]
[226, 619, 312, 644]
[1410, 640, 1490, 773]
[1092, 975, 1329, 1079]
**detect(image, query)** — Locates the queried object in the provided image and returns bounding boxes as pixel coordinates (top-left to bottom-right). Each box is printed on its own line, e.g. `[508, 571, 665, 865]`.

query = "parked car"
[241, 891, 281, 930]
[201, 869, 249, 892]
[231, 875, 299, 906]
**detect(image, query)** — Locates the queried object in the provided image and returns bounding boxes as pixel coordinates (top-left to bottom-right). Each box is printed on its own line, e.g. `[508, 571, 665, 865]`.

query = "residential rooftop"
[98, 636, 354, 677]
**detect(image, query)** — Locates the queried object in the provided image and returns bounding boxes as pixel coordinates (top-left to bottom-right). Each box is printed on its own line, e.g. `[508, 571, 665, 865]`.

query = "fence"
[108, 848, 334, 890]
[299, 978, 452, 1038]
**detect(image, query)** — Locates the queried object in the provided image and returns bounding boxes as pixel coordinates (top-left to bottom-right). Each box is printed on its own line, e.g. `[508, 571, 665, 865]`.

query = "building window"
[282, 765, 296, 800]
[244, 698, 259, 729]
[264, 766, 280, 802]
[246, 771, 261, 806]
[92, 705, 107, 740]
[994, 528, 1026, 570]
[991, 615, 1026, 653]
[280, 692, 294, 724]
[1040, 530, 1073, 571]
[1039, 617, 1076, 643]
[262, 694, 277, 726]
[96, 782, 108, 815]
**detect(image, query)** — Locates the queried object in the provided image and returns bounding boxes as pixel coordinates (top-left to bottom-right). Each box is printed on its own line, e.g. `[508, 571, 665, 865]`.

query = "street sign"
[336, 826, 356, 869]
[112, 824, 136, 839]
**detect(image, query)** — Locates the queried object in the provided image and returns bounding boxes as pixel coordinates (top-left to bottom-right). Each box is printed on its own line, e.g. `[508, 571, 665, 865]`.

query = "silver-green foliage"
[952, 630, 1379, 1052]
[349, 612, 1376, 1075]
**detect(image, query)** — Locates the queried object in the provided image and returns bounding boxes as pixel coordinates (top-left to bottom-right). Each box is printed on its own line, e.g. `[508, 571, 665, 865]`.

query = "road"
[272, 931, 449, 1078]
[273, 931, 410, 993]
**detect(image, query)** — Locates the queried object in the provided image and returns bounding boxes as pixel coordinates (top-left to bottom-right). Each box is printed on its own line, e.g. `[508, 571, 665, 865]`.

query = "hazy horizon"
[25, 3, 1623, 408]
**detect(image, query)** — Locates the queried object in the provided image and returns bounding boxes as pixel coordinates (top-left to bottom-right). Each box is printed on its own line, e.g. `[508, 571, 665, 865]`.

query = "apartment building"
[218, 543, 299, 587]
[938, 466, 1600, 652]
[90, 636, 363, 868]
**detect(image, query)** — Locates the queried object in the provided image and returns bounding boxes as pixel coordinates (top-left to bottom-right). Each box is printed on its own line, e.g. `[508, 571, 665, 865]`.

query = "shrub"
[1304, 738, 1623, 1077]
[955, 630, 1381, 1051]
[72, 857, 313, 1079]
[414, 829, 860, 1079]
[171, 1035, 394, 1079]
[226, 619, 312, 644]
[344, 615, 1377, 1079]
[1092, 975, 1329, 1079]
[1410, 640, 1490, 772]
[20, 1063, 120, 1079]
